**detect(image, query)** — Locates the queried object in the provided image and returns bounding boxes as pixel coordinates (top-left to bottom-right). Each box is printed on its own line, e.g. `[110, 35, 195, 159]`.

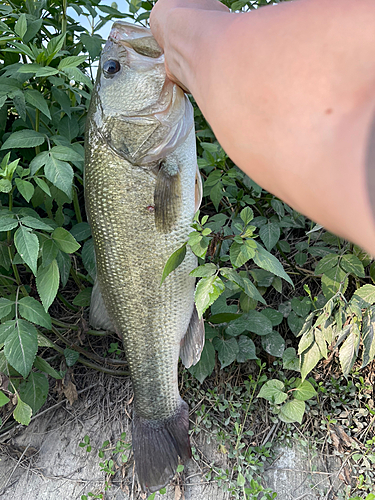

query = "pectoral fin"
[154, 158, 181, 233]
[89, 279, 115, 332]
[180, 305, 205, 368]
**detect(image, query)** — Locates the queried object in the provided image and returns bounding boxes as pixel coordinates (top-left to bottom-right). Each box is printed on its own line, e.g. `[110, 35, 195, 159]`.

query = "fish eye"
[103, 59, 121, 77]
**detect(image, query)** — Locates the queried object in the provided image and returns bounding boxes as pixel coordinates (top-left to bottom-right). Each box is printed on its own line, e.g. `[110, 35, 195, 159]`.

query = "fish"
[84, 21, 205, 493]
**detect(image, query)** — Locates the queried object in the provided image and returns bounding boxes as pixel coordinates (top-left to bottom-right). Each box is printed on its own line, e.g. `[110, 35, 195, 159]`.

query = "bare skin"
[150, 0, 375, 256]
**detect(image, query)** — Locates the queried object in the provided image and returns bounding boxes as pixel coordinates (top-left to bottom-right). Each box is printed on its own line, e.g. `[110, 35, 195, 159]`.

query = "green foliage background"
[0, 0, 374, 441]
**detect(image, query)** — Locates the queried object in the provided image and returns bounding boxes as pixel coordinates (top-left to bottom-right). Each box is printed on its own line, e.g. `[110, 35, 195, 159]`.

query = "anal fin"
[89, 279, 115, 332]
[180, 305, 205, 368]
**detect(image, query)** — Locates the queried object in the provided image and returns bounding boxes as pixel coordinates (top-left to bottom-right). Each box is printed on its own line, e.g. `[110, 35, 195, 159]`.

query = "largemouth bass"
[84, 21, 204, 492]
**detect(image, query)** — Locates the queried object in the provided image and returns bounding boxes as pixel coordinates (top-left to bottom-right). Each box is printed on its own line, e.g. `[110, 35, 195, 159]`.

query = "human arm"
[150, 0, 375, 256]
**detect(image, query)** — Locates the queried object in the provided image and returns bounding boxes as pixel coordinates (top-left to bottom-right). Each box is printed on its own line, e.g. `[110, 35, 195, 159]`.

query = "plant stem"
[62, 0, 67, 46]
[73, 187, 83, 223]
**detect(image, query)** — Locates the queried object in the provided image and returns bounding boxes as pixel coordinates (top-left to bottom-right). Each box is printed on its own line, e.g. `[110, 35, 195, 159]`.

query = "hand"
[150, 0, 230, 91]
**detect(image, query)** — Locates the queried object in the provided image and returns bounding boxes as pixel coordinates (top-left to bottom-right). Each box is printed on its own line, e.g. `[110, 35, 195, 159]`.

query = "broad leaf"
[236, 335, 258, 362]
[52, 227, 80, 253]
[351, 284, 375, 307]
[15, 178, 34, 202]
[0, 298, 14, 319]
[188, 341, 215, 383]
[13, 396, 32, 425]
[33, 356, 63, 379]
[0, 214, 18, 232]
[253, 243, 293, 286]
[259, 222, 280, 251]
[24, 89, 51, 119]
[73, 288, 92, 307]
[230, 239, 256, 269]
[362, 308, 375, 368]
[0, 320, 16, 345]
[339, 323, 360, 376]
[213, 337, 239, 369]
[340, 254, 365, 278]
[258, 379, 287, 405]
[64, 348, 79, 367]
[18, 296, 51, 329]
[300, 342, 322, 381]
[18, 372, 48, 414]
[4, 319, 38, 378]
[14, 225, 39, 275]
[314, 254, 339, 275]
[44, 155, 73, 198]
[36, 259, 59, 311]
[293, 379, 317, 401]
[261, 330, 285, 357]
[189, 262, 217, 278]
[282, 347, 300, 371]
[70, 222, 91, 242]
[1, 129, 45, 150]
[194, 275, 225, 318]
[0, 391, 10, 407]
[161, 243, 187, 285]
[279, 400, 305, 424]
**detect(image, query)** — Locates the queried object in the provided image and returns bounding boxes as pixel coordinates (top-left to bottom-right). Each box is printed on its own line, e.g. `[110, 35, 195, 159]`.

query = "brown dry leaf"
[62, 380, 78, 405]
[335, 425, 356, 447]
[174, 485, 182, 500]
[339, 464, 353, 485]
[330, 428, 344, 453]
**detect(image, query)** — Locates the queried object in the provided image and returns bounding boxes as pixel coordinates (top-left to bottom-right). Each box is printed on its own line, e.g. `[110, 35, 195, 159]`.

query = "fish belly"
[85, 129, 197, 420]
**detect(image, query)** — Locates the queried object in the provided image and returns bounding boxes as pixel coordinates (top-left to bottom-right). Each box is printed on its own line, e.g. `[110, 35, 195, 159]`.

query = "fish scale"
[85, 22, 204, 490]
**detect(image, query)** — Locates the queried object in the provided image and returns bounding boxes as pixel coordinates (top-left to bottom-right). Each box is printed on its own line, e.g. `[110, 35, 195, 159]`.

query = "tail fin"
[132, 399, 191, 493]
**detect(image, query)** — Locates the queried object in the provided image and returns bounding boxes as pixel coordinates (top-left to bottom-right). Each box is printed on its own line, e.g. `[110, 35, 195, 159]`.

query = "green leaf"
[314, 254, 339, 275]
[51, 146, 84, 162]
[340, 254, 365, 277]
[300, 342, 322, 381]
[1, 130, 45, 150]
[34, 177, 51, 196]
[261, 330, 285, 357]
[13, 396, 32, 425]
[20, 216, 54, 232]
[44, 156, 73, 198]
[293, 379, 317, 401]
[82, 239, 96, 279]
[257, 379, 287, 405]
[351, 284, 375, 307]
[261, 308, 283, 326]
[220, 268, 266, 305]
[18, 296, 51, 329]
[236, 335, 258, 362]
[321, 265, 348, 299]
[160, 243, 186, 285]
[314, 327, 328, 359]
[0, 298, 14, 319]
[279, 399, 305, 424]
[253, 244, 293, 286]
[208, 312, 241, 324]
[33, 356, 63, 379]
[226, 310, 273, 337]
[69, 223, 91, 242]
[362, 308, 375, 368]
[291, 297, 311, 318]
[339, 323, 360, 376]
[15, 178, 34, 202]
[230, 240, 256, 269]
[4, 319, 38, 378]
[188, 340, 215, 383]
[80, 33, 103, 60]
[240, 206, 254, 225]
[282, 347, 300, 371]
[41, 239, 59, 267]
[73, 288, 92, 307]
[24, 89, 51, 119]
[18, 372, 48, 414]
[14, 225, 39, 275]
[259, 222, 280, 251]
[46, 33, 66, 62]
[52, 227, 80, 253]
[189, 263, 217, 278]
[15, 14, 27, 39]
[194, 275, 225, 319]
[213, 336, 239, 369]
[64, 348, 79, 367]
[0, 178, 12, 193]
[56, 250, 71, 286]
[298, 327, 314, 354]
[0, 214, 18, 232]
[0, 391, 10, 407]
[58, 54, 87, 70]
[36, 259, 59, 311]
[0, 320, 16, 345]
